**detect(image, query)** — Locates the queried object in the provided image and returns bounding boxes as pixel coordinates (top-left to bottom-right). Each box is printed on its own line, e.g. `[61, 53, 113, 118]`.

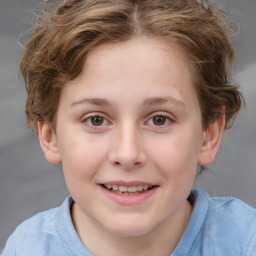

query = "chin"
[108, 227, 151, 237]
[103, 218, 156, 237]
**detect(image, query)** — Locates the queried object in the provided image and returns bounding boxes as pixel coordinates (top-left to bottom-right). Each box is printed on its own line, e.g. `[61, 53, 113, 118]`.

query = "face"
[40, 37, 221, 238]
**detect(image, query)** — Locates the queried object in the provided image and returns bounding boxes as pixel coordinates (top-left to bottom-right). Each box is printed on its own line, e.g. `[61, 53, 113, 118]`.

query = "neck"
[72, 201, 192, 256]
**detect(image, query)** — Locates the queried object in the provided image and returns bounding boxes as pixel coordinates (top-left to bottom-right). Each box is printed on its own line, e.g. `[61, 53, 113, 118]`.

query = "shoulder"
[16, 206, 58, 234]
[192, 189, 256, 224]
[208, 194, 256, 234]
[1, 197, 74, 256]
[194, 189, 256, 255]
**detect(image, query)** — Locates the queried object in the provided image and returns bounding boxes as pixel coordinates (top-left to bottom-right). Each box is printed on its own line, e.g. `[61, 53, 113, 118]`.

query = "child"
[2, 0, 256, 255]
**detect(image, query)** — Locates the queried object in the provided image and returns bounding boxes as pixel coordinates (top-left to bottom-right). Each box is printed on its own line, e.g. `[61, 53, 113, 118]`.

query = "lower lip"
[99, 185, 158, 205]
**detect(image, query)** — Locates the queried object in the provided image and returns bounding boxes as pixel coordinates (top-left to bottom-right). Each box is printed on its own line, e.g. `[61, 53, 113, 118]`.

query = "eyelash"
[81, 112, 175, 129]
[82, 114, 111, 128]
[145, 113, 174, 127]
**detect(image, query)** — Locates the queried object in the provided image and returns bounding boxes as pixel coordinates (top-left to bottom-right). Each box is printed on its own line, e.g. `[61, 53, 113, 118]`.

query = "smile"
[102, 184, 155, 195]
[99, 182, 158, 205]
[99, 180, 159, 205]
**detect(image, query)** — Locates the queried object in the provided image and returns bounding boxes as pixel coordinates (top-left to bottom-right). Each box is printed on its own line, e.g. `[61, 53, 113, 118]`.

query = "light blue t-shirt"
[2, 189, 256, 255]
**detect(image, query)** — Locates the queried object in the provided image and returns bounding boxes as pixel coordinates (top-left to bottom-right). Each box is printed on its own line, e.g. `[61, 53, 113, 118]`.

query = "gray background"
[0, 0, 255, 252]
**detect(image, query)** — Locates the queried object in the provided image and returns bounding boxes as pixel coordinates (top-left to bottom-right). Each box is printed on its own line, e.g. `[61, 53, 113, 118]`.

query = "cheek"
[147, 133, 201, 198]
[58, 134, 108, 181]
[150, 134, 200, 172]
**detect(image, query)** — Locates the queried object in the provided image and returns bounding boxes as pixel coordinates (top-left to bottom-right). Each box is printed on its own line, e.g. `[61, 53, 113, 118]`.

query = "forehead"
[85, 37, 191, 81]
[60, 37, 199, 111]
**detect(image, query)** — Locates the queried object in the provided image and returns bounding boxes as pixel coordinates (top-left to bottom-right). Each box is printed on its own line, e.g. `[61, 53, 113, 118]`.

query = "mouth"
[99, 182, 159, 205]
[101, 184, 157, 195]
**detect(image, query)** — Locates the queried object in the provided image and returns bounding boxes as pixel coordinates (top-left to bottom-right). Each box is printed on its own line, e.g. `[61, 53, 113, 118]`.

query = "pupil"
[153, 116, 166, 125]
[92, 116, 103, 126]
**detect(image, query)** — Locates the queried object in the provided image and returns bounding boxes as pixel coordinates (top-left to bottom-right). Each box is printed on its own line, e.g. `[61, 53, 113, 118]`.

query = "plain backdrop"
[0, 0, 256, 252]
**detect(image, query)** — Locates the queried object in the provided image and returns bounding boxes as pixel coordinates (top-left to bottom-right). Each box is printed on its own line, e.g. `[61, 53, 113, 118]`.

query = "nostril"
[113, 161, 121, 166]
[112, 160, 142, 168]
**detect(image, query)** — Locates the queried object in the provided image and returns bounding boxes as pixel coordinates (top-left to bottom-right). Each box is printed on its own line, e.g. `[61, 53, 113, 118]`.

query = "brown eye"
[90, 116, 104, 126]
[83, 113, 111, 130]
[152, 116, 167, 125]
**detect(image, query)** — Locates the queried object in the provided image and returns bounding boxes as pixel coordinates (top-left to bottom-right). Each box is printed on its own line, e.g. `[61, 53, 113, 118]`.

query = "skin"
[38, 37, 225, 256]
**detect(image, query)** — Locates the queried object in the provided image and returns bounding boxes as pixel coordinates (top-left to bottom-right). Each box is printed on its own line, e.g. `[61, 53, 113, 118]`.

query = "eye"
[90, 116, 104, 126]
[82, 114, 110, 127]
[152, 116, 168, 126]
[146, 114, 174, 127]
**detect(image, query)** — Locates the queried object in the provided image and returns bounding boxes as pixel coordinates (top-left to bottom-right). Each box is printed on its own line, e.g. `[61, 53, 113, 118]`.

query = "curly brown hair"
[20, 0, 243, 131]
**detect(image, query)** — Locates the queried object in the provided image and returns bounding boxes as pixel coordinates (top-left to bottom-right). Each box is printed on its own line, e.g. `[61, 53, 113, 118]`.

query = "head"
[20, 0, 243, 240]
[21, 0, 242, 132]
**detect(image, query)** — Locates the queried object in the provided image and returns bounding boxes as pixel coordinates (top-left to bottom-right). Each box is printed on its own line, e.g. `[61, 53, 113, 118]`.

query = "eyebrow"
[143, 97, 186, 107]
[70, 96, 185, 108]
[71, 98, 111, 107]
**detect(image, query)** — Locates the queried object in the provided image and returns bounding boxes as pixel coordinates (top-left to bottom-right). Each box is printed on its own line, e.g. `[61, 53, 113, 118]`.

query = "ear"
[38, 122, 61, 164]
[198, 114, 225, 165]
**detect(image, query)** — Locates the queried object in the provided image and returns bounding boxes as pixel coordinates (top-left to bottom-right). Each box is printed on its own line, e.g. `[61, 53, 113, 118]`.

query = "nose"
[108, 125, 147, 170]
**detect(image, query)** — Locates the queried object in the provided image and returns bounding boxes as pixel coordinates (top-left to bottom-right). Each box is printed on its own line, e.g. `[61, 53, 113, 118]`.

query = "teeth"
[112, 185, 118, 191]
[104, 184, 153, 193]
[119, 185, 128, 192]
[106, 184, 112, 189]
[143, 185, 149, 190]
[127, 186, 137, 192]
[137, 186, 143, 191]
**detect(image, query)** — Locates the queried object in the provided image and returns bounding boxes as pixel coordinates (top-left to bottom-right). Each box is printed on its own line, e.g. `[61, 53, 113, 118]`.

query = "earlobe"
[38, 122, 61, 164]
[198, 114, 225, 166]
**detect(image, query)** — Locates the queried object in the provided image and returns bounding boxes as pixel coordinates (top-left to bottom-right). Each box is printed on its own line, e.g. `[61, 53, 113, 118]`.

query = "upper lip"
[100, 180, 156, 186]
